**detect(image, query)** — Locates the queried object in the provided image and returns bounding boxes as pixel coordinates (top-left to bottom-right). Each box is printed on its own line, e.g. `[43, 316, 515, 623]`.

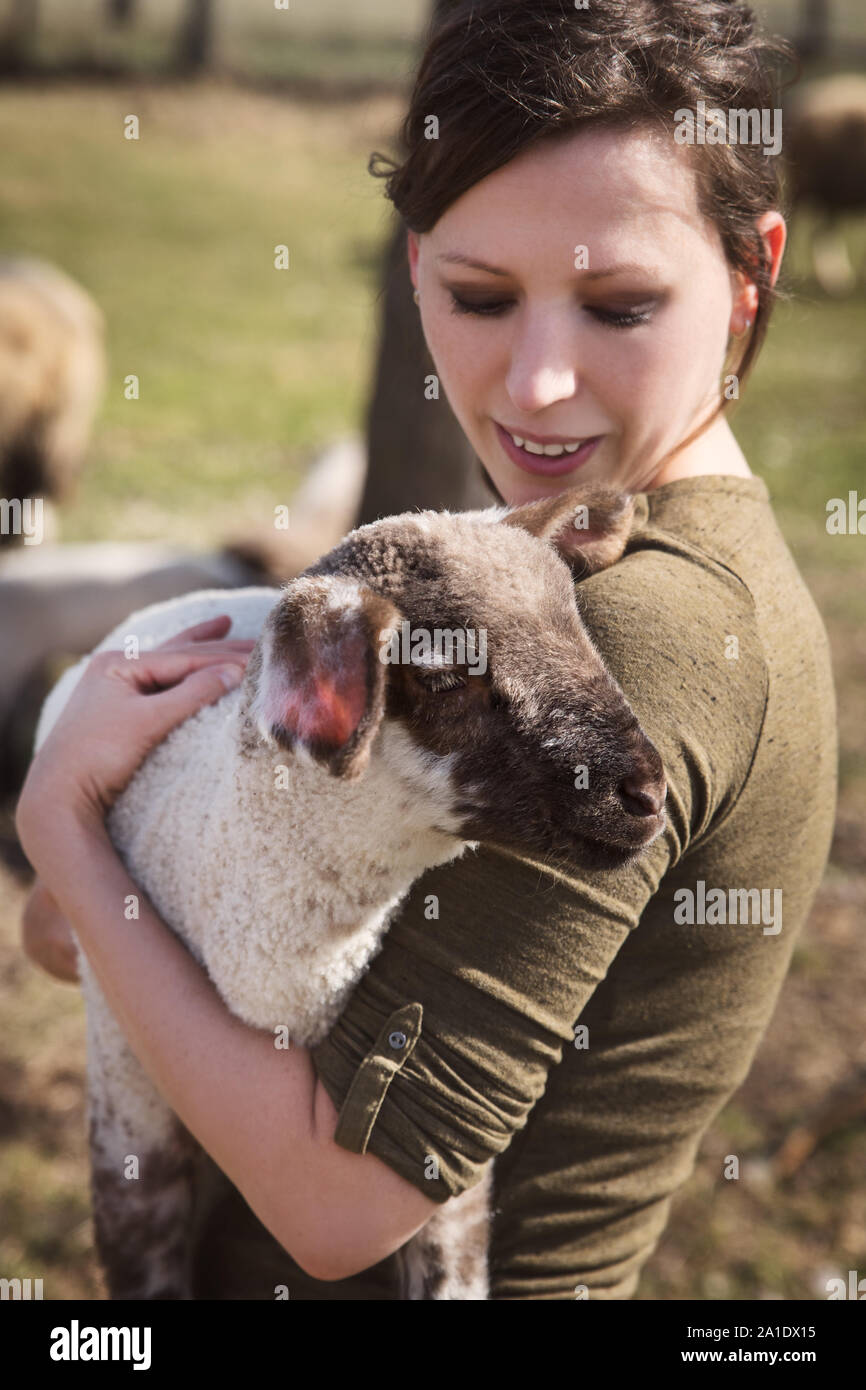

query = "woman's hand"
[16, 614, 254, 906]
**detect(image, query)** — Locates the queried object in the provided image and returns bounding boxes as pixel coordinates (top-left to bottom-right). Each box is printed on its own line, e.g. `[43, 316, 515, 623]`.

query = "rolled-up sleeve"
[311, 836, 673, 1203]
[310, 546, 768, 1204]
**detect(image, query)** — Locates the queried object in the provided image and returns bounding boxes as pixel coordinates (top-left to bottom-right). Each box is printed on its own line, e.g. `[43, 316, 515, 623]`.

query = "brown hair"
[370, 0, 796, 431]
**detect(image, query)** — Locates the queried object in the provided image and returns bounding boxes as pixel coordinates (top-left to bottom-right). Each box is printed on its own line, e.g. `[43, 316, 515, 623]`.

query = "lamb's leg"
[399, 1165, 493, 1300]
[82, 957, 199, 1300]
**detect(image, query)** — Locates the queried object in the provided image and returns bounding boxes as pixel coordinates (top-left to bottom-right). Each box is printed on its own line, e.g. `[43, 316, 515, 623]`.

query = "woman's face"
[408, 124, 775, 505]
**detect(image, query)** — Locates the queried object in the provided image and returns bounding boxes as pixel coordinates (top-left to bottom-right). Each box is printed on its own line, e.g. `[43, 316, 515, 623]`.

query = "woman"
[18, 0, 837, 1299]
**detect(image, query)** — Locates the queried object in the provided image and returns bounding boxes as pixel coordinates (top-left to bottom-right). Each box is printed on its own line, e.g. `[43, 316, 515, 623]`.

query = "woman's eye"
[448, 292, 512, 317]
[447, 291, 656, 328]
[587, 304, 656, 329]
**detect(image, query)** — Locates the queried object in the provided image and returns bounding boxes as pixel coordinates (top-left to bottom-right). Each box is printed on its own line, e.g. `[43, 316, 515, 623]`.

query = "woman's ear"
[730, 211, 787, 334]
[759, 210, 787, 288]
[407, 229, 420, 293]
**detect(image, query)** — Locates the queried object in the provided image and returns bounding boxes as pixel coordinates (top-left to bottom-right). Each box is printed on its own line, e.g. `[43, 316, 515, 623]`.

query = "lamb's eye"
[416, 667, 468, 694]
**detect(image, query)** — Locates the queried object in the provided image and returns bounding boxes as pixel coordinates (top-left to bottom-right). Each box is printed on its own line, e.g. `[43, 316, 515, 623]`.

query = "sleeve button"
[388, 1030, 407, 1050]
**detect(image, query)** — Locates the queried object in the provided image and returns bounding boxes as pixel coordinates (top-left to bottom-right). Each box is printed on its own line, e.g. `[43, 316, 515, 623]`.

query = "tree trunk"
[176, 0, 215, 74]
[0, 0, 39, 73]
[356, 0, 494, 526]
[107, 0, 139, 25]
[106, 0, 138, 26]
[357, 220, 494, 526]
[798, 0, 831, 58]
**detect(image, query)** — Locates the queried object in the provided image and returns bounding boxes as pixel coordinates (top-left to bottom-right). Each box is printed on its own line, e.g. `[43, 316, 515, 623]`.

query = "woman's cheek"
[595, 334, 666, 423]
[430, 319, 503, 426]
[636, 319, 708, 417]
[599, 336, 687, 461]
[425, 315, 476, 397]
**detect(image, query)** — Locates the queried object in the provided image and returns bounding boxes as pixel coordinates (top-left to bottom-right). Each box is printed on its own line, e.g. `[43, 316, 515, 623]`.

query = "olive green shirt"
[192, 474, 838, 1300]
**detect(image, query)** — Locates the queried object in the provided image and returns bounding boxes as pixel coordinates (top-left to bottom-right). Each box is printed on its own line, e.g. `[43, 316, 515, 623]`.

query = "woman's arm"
[31, 811, 438, 1280]
[16, 620, 439, 1282]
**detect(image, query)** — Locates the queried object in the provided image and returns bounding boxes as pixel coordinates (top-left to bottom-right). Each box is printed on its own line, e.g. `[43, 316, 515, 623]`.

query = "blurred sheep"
[786, 74, 866, 296]
[0, 257, 106, 544]
[0, 436, 365, 809]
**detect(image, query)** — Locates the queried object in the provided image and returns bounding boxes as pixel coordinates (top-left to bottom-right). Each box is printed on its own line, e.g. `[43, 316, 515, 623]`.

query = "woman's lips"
[494, 421, 602, 476]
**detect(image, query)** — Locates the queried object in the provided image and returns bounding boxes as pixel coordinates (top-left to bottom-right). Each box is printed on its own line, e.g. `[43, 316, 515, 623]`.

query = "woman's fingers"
[17, 636, 257, 860]
[122, 646, 254, 693]
[156, 615, 234, 648]
[140, 640, 257, 668]
[155, 618, 230, 649]
[129, 653, 249, 739]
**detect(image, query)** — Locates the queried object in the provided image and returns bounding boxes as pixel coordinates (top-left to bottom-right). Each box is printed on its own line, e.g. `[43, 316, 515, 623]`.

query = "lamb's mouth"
[452, 797, 665, 866]
[464, 823, 656, 872]
[569, 834, 650, 871]
[529, 830, 646, 872]
[575, 813, 666, 861]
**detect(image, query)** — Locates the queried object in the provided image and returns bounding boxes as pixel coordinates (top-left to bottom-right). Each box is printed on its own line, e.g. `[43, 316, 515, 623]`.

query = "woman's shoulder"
[581, 474, 833, 713]
[573, 480, 775, 845]
[574, 481, 770, 721]
[574, 473, 798, 690]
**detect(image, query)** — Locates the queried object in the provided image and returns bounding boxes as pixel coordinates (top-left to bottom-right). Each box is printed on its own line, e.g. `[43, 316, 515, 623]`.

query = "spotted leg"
[81, 954, 200, 1300]
[398, 1166, 493, 1300]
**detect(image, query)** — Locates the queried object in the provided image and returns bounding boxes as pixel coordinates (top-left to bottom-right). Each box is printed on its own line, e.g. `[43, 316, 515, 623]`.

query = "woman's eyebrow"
[436, 252, 510, 276]
[580, 262, 662, 282]
[436, 253, 661, 281]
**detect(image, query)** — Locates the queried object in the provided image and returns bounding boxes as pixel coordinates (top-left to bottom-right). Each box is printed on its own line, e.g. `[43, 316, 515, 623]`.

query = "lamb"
[33, 482, 667, 1300]
[0, 257, 106, 543]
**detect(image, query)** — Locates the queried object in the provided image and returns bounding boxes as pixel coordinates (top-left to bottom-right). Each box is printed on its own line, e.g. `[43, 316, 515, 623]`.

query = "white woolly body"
[35, 587, 489, 1300]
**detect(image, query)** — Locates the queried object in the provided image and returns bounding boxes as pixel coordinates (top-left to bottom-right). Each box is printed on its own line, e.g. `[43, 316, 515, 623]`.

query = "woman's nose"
[505, 310, 581, 413]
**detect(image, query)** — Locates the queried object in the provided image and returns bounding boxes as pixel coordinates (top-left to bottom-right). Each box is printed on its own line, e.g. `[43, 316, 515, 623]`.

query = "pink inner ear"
[303, 672, 366, 747]
[272, 669, 367, 750]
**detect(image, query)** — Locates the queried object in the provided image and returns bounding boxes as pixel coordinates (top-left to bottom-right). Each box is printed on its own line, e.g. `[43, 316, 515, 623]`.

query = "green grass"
[0, 80, 396, 542]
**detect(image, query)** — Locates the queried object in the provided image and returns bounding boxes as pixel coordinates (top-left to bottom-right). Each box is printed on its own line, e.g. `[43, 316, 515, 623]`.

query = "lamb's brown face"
[380, 613, 665, 870]
[285, 492, 666, 869]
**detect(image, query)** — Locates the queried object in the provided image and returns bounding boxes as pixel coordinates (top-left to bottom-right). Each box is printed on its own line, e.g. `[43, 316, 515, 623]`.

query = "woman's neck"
[646, 416, 753, 491]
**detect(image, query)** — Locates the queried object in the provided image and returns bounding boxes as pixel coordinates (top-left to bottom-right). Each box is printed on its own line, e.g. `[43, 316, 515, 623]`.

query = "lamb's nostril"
[618, 774, 666, 818]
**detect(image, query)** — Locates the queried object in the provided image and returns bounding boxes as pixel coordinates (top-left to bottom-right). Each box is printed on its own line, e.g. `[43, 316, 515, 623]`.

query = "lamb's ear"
[251, 576, 402, 779]
[499, 485, 635, 576]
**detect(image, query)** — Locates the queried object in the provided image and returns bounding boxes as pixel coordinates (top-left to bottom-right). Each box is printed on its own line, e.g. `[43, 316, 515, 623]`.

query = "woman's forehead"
[431, 126, 714, 266]
[453, 123, 706, 216]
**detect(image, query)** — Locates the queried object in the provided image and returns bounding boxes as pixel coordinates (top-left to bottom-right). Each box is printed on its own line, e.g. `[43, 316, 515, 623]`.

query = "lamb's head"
[245, 485, 667, 870]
